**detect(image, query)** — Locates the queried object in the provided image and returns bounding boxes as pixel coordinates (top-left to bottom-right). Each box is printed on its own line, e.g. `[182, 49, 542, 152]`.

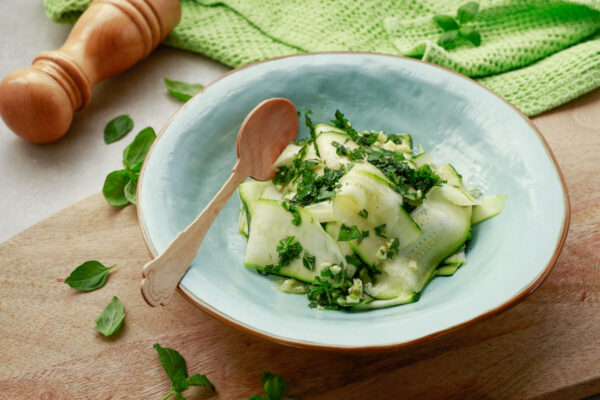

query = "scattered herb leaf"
[124, 176, 138, 205]
[374, 224, 387, 238]
[276, 236, 303, 268]
[338, 224, 368, 242]
[433, 15, 459, 31]
[304, 111, 320, 157]
[123, 127, 156, 170]
[302, 250, 316, 271]
[164, 78, 204, 102]
[458, 25, 481, 46]
[154, 343, 215, 400]
[104, 114, 133, 144]
[457, 1, 479, 24]
[95, 296, 125, 337]
[103, 126, 156, 207]
[250, 372, 294, 400]
[358, 209, 369, 218]
[387, 238, 401, 259]
[65, 260, 115, 291]
[282, 202, 301, 226]
[103, 170, 130, 207]
[434, 2, 481, 49]
[438, 30, 458, 47]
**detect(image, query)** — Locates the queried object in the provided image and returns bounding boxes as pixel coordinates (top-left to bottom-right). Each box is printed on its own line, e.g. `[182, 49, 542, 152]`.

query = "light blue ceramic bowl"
[138, 53, 569, 351]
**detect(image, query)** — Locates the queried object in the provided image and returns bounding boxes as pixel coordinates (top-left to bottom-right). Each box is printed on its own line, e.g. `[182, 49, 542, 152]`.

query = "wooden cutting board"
[1, 89, 599, 400]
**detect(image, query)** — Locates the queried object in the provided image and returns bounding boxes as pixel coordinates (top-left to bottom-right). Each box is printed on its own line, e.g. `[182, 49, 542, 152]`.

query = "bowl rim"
[137, 51, 570, 352]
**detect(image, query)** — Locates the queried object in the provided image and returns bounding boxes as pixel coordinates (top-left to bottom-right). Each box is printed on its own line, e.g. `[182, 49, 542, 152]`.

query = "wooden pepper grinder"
[0, 0, 181, 143]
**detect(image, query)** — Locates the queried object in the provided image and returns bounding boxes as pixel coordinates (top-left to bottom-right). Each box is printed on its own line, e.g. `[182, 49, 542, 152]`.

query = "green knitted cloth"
[44, 0, 600, 116]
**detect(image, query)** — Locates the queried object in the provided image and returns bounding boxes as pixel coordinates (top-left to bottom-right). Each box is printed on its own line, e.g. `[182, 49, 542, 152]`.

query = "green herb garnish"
[433, 2, 481, 48]
[95, 296, 125, 337]
[154, 343, 215, 400]
[249, 372, 294, 400]
[163, 78, 204, 102]
[358, 209, 369, 218]
[387, 238, 400, 259]
[65, 260, 115, 291]
[102, 127, 156, 207]
[366, 150, 442, 194]
[374, 224, 387, 238]
[302, 250, 316, 271]
[337, 224, 369, 242]
[282, 202, 301, 226]
[104, 114, 133, 144]
[331, 109, 359, 141]
[276, 236, 303, 268]
[293, 166, 345, 206]
[304, 111, 320, 157]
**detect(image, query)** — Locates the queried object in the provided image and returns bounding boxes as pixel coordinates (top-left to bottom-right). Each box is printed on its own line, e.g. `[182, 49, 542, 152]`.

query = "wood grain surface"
[1, 89, 599, 399]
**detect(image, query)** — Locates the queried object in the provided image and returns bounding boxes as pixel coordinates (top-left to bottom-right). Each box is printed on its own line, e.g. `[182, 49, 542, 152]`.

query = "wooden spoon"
[141, 98, 298, 306]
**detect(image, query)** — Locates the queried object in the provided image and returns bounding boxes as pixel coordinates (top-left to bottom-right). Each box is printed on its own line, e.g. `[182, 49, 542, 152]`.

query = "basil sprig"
[154, 343, 215, 399]
[104, 114, 133, 144]
[65, 260, 116, 291]
[164, 78, 204, 102]
[103, 126, 156, 206]
[95, 296, 125, 337]
[434, 2, 481, 48]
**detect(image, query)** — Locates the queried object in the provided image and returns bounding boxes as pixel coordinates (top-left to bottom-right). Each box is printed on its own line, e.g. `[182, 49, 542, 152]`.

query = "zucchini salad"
[238, 111, 506, 311]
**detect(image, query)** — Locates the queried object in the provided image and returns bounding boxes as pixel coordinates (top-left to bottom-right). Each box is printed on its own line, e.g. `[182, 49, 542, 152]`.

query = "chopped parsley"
[304, 111, 320, 157]
[358, 209, 369, 218]
[374, 224, 387, 238]
[387, 238, 400, 259]
[302, 250, 316, 271]
[338, 224, 369, 242]
[282, 202, 301, 226]
[356, 132, 379, 146]
[367, 149, 443, 193]
[331, 109, 359, 141]
[277, 236, 303, 267]
[293, 166, 345, 206]
[331, 141, 365, 161]
[264, 236, 303, 274]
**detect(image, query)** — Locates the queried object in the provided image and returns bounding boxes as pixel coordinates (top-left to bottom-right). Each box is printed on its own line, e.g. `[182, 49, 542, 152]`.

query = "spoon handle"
[141, 164, 248, 306]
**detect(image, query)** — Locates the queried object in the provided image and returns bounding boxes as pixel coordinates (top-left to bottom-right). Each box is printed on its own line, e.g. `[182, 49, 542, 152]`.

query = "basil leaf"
[187, 374, 215, 391]
[358, 209, 368, 218]
[124, 176, 138, 205]
[457, 1, 479, 24]
[338, 224, 362, 241]
[153, 344, 189, 392]
[261, 372, 273, 384]
[433, 15, 458, 31]
[438, 30, 458, 47]
[103, 170, 131, 207]
[302, 250, 315, 271]
[264, 374, 287, 400]
[104, 114, 133, 144]
[459, 25, 481, 46]
[374, 224, 387, 238]
[123, 127, 156, 170]
[65, 260, 115, 291]
[95, 296, 125, 336]
[164, 78, 204, 102]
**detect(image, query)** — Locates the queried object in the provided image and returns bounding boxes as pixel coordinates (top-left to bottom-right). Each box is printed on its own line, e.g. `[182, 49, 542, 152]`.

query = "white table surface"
[0, 0, 229, 243]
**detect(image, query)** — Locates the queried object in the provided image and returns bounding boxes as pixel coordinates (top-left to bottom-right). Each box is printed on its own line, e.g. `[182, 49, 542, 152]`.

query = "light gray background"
[0, 0, 229, 243]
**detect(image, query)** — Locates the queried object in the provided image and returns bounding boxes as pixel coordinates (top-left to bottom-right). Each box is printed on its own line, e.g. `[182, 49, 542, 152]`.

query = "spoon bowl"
[237, 98, 298, 180]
